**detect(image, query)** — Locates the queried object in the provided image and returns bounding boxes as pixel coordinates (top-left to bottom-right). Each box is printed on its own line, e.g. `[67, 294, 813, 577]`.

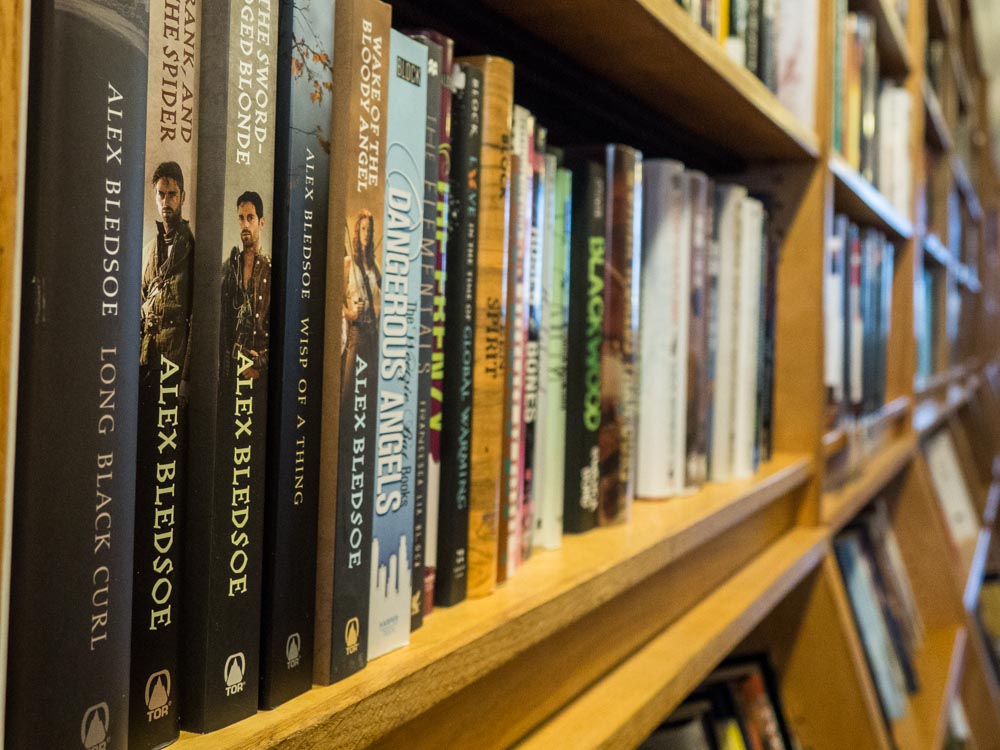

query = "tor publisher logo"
[224, 652, 246, 696]
[81, 703, 109, 750]
[286, 633, 301, 669]
[145, 670, 171, 721]
[345, 617, 360, 655]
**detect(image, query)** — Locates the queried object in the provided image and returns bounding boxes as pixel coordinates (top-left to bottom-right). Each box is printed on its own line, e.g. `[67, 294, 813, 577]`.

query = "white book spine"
[671, 172, 693, 494]
[732, 197, 763, 479]
[636, 160, 684, 497]
[709, 185, 747, 482]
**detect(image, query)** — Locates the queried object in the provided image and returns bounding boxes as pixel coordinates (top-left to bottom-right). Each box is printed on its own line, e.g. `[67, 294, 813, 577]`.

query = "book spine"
[181, 0, 279, 731]
[563, 159, 605, 533]
[314, 0, 391, 686]
[533, 157, 569, 550]
[521, 130, 546, 562]
[732, 198, 763, 479]
[686, 172, 710, 487]
[421, 30, 454, 615]
[460, 55, 513, 598]
[130, 0, 199, 742]
[667, 168, 691, 494]
[260, 0, 333, 709]
[637, 160, 682, 498]
[599, 145, 640, 524]
[8, 3, 146, 746]
[832, 0, 845, 154]
[409, 35, 443, 631]
[367, 30, 427, 661]
[745, 0, 761, 77]
[499, 106, 532, 582]
[436, 63, 482, 606]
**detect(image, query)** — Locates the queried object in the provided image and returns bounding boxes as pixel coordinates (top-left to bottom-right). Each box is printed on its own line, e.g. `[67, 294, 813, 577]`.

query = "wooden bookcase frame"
[3, 0, 1000, 747]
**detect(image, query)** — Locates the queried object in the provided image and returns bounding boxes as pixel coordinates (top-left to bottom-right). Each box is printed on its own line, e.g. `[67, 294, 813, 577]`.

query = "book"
[499, 105, 533, 582]
[533, 160, 570, 549]
[408, 31, 444, 629]
[8, 1, 147, 746]
[924, 430, 980, 546]
[435, 62, 482, 607]
[709, 183, 747, 482]
[686, 170, 711, 487]
[562, 158, 606, 533]
[599, 144, 642, 524]
[637, 159, 685, 498]
[410, 29, 454, 616]
[367, 29, 427, 661]
[732, 196, 764, 479]
[458, 54, 513, 598]
[181, 0, 279, 731]
[520, 127, 547, 563]
[260, 0, 334, 709]
[314, 0, 391, 685]
[131, 0, 200, 742]
[775, 0, 818, 131]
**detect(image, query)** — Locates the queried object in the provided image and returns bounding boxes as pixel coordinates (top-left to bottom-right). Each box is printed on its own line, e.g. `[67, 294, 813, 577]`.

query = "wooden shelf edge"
[514, 528, 830, 750]
[953, 156, 983, 221]
[923, 233, 956, 269]
[914, 380, 974, 435]
[896, 625, 967, 749]
[824, 427, 848, 459]
[924, 80, 955, 153]
[173, 455, 813, 750]
[964, 528, 992, 611]
[482, 0, 820, 161]
[830, 155, 914, 241]
[822, 434, 918, 531]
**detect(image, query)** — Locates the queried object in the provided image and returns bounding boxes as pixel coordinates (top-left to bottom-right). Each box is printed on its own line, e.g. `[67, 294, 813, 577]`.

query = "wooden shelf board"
[480, 0, 820, 161]
[923, 233, 956, 269]
[853, 0, 913, 78]
[963, 528, 992, 611]
[924, 80, 955, 153]
[173, 455, 812, 750]
[830, 154, 914, 241]
[824, 427, 848, 459]
[929, 0, 957, 40]
[953, 155, 983, 221]
[914, 379, 973, 434]
[822, 434, 918, 531]
[893, 625, 967, 750]
[514, 528, 830, 750]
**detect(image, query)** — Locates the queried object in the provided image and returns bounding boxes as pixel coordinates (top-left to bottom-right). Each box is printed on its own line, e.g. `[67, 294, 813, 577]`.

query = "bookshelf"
[4, 0, 1000, 747]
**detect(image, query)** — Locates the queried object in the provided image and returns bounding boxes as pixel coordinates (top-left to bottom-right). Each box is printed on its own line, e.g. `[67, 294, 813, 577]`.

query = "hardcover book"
[131, 0, 199, 742]
[182, 0, 279, 731]
[562, 157, 606, 533]
[408, 32, 443, 630]
[261, 0, 334, 709]
[8, 2, 147, 747]
[457, 55, 513, 598]
[367, 30, 427, 661]
[314, 0, 391, 685]
[436, 62, 482, 606]
[686, 171, 711, 487]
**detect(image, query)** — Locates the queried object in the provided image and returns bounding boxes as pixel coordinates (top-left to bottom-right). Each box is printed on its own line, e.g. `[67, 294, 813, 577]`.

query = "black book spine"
[409, 36, 443, 630]
[260, 0, 333, 709]
[8, 2, 147, 747]
[562, 159, 605, 534]
[182, 0, 279, 731]
[436, 63, 482, 606]
[745, 0, 761, 77]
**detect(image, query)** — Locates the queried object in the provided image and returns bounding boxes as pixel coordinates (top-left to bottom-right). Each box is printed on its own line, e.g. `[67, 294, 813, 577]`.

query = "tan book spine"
[458, 55, 513, 598]
[314, 0, 391, 684]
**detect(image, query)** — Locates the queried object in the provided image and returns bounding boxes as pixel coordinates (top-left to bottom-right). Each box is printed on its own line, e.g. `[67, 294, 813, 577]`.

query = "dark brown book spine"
[313, 0, 391, 685]
[597, 145, 641, 526]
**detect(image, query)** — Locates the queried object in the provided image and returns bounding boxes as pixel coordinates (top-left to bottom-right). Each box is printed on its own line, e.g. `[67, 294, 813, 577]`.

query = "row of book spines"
[636, 165, 777, 499]
[833, 7, 914, 212]
[677, 0, 777, 88]
[834, 498, 925, 727]
[824, 216, 895, 426]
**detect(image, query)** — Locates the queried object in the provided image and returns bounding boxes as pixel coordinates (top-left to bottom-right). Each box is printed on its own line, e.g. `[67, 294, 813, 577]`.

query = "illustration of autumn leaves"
[291, 1, 334, 153]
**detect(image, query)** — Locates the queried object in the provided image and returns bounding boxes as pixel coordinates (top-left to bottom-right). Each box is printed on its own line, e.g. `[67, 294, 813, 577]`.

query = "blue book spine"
[368, 30, 428, 660]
